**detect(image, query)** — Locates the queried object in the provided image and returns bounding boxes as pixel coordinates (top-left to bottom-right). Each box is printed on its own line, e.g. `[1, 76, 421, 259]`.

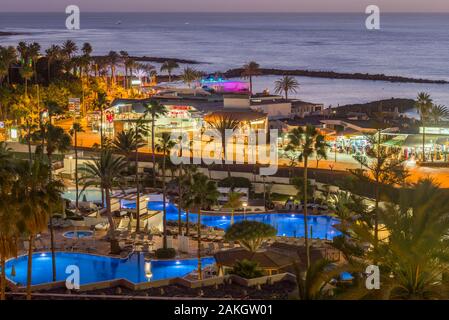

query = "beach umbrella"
[82, 194, 88, 202]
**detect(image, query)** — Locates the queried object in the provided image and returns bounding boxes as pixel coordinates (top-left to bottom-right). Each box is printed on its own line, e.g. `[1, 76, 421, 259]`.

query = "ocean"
[1, 12, 449, 107]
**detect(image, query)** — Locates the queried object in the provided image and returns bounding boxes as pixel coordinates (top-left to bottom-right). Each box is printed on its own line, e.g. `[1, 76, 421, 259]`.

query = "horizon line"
[2, 10, 449, 14]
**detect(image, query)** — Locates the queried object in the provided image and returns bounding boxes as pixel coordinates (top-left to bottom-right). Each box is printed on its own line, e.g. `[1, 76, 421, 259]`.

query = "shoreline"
[222, 68, 449, 85]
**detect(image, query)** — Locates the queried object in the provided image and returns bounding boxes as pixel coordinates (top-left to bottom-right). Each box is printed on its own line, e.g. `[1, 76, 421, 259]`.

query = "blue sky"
[2, 0, 449, 12]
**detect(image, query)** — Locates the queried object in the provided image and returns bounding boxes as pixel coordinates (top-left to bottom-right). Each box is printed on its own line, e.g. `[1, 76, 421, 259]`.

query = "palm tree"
[241, 61, 261, 95]
[113, 127, 146, 231]
[15, 160, 61, 300]
[0, 46, 17, 86]
[429, 104, 449, 161]
[80, 149, 127, 247]
[224, 191, 243, 225]
[143, 100, 167, 187]
[415, 92, 433, 162]
[285, 125, 328, 268]
[107, 51, 120, 85]
[180, 165, 198, 236]
[206, 114, 241, 177]
[20, 64, 34, 97]
[36, 123, 71, 281]
[155, 132, 176, 248]
[0, 145, 21, 300]
[274, 75, 299, 99]
[120, 51, 130, 88]
[45, 45, 61, 83]
[190, 172, 219, 280]
[69, 123, 85, 212]
[28, 42, 40, 84]
[160, 60, 180, 83]
[351, 133, 408, 259]
[62, 40, 78, 60]
[181, 67, 200, 88]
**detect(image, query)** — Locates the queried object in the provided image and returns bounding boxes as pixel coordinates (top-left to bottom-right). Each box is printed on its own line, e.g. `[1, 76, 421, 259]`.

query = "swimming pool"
[63, 231, 94, 239]
[123, 201, 341, 239]
[63, 188, 103, 203]
[5, 252, 215, 286]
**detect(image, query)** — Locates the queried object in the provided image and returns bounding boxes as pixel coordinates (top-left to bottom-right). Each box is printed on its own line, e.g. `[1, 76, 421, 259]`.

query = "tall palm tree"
[274, 75, 299, 99]
[80, 149, 127, 247]
[206, 114, 241, 177]
[155, 132, 176, 249]
[28, 42, 40, 84]
[429, 104, 449, 160]
[15, 160, 61, 300]
[143, 100, 167, 187]
[160, 60, 180, 83]
[0, 46, 16, 86]
[285, 125, 328, 268]
[62, 40, 78, 60]
[241, 61, 261, 95]
[107, 51, 120, 85]
[190, 172, 219, 280]
[20, 64, 34, 97]
[224, 191, 243, 225]
[45, 45, 61, 83]
[69, 122, 85, 213]
[0, 144, 21, 300]
[37, 123, 71, 281]
[119, 51, 130, 88]
[113, 127, 146, 232]
[415, 92, 433, 162]
[180, 165, 198, 236]
[181, 67, 200, 88]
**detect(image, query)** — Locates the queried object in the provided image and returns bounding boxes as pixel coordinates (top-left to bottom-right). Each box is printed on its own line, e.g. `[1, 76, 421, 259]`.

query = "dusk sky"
[1, 0, 449, 12]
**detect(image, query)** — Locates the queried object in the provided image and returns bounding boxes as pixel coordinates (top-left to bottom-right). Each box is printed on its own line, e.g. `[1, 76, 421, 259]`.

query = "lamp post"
[242, 202, 248, 220]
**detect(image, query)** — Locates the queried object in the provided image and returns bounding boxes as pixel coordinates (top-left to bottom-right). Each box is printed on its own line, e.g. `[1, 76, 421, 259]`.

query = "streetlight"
[242, 202, 248, 220]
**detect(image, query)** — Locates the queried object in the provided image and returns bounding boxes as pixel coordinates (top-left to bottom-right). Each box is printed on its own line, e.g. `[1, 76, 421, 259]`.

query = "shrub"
[229, 259, 264, 279]
[225, 221, 277, 252]
[155, 248, 176, 259]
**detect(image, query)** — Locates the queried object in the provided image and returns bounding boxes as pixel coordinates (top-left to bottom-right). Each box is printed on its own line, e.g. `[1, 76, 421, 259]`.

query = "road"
[56, 119, 449, 188]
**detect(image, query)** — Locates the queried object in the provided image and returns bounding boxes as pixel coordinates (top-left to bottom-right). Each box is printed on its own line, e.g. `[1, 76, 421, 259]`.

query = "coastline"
[222, 68, 449, 85]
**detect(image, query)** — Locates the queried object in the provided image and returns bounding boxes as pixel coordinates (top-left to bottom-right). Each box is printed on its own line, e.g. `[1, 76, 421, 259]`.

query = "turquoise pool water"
[5, 252, 215, 286]
[63, 231, 94, 239]
[63, 189, 103, 202]
[123, 201, 341, 239]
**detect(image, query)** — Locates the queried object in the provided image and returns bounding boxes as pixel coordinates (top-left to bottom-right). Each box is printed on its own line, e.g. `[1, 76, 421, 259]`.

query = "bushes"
[229, 259, 264, 279]
[155, 248, 176, 259]
[225, 221, 277, 252]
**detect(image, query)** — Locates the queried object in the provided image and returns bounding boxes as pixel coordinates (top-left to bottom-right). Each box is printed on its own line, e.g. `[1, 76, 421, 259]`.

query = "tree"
[69, 122, 85, 212]
[143, 100, 167, 187]
[107, 51, 120, 85]
[62, 40, 78, 60]
[0, 144, 22, 300]
[15, 160, 61, 300]
[181, 67, 201, 88]
[274, 75, 299, 99]
[415, 92, 433, 162]
[206, 114, 241, 177]
[113, 128, 144, 174]
[351, 133, 408, 259]
[38, 124, 71, 281]
[224, 191, 243, 225]
[45, 45, 61, 83]
[339, 179, 449, 300]
[230, 259, 264, 279]
[285, 125, 328, 268]
[80, 149, 127, 247]
[0, 46, 17, 86]
[160, 60, 180, 83]
[225, 220, 276, 252]
[241, 61, 261, 95]
[20, 64, 34, 97]
[190, 173, 219, 279]
[155, 132, 176, 248]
